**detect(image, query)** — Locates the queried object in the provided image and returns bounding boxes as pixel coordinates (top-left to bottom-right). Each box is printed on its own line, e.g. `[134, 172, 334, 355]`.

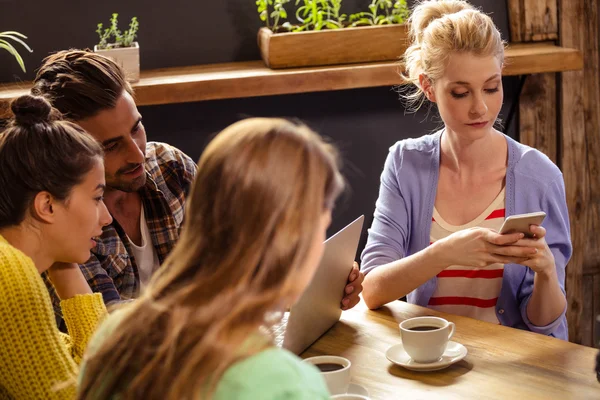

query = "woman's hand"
[47, 262, 92, 300]
[514, 225, 565, 327]
[341, 262, 364, 310]
[437, 227, 537, 268]
[510, 225, 556, 276]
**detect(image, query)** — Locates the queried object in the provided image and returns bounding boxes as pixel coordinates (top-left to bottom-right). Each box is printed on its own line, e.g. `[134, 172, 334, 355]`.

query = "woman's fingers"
[489, 244, 537, 257]
[512, 238, 547, 249]
[528, 224, 546, 239]
[487, 254, 530, 265]
[485, 230, 524, 245]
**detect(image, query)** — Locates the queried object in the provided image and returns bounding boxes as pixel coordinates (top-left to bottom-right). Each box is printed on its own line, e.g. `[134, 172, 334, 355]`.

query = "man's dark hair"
[31, 49, 133, 120]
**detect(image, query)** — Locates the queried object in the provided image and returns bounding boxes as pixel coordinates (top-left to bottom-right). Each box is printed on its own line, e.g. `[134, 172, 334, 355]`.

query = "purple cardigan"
[361, 131, 572, 340]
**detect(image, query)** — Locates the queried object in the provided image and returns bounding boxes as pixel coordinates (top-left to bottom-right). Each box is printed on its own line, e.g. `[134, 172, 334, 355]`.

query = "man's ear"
[419, 73, 436, 103]
[31, 191, 56, 224]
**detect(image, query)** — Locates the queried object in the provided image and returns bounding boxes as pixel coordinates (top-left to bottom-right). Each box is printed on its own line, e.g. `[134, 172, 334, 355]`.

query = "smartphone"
[498, 211, 546, 238]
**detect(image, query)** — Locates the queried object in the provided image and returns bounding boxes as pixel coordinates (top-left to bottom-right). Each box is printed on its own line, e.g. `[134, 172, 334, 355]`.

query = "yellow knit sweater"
[0, 235, 107, 399]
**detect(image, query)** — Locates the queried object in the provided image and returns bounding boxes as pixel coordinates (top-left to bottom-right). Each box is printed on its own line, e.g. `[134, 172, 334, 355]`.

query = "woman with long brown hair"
[78, 118, 345, 399]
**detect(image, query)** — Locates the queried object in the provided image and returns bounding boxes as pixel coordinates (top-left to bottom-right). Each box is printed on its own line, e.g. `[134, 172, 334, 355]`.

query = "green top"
[213, 347, 330, 399]
[80, 307, 330, 399]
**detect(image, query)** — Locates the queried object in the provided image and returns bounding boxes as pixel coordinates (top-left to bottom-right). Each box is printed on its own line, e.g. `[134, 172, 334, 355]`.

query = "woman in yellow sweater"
[0, 94, 112, 399]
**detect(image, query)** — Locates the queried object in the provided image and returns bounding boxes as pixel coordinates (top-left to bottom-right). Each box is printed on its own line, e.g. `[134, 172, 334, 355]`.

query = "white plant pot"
[94, 42, 140, 82]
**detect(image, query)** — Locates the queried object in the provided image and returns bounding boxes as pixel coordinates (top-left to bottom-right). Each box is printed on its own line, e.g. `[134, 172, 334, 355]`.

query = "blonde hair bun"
[409, 0, 474, 45]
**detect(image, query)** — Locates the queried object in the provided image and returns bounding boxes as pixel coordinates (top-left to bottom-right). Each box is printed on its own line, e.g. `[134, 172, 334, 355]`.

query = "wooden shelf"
[0, 42, 583, 119]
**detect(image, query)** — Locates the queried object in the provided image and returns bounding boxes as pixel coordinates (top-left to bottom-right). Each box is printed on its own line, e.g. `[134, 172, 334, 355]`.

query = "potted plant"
[94, 13, 140, 82]
[0, 31, 33, 72]
[256, 0, 409, 69]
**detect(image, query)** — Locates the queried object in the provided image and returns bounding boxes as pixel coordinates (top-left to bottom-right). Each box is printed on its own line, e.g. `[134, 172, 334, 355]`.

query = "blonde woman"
[78, 118, 344, 399]
[0, 95, 111, 399]
[361, 0, 571, 340]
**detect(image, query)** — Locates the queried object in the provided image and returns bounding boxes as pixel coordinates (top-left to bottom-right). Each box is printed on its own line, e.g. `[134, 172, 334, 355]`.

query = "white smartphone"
[499, 211, 546, 238]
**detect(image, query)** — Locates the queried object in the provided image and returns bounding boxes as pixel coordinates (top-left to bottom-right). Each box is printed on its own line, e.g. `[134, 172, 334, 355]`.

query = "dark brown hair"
[31, 49, 133, 120]
[78, 118, 344, 399]
[0, 94, 103, 228]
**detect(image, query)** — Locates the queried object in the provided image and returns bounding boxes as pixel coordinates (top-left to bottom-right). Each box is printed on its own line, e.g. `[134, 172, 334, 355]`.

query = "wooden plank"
[559, 0, 586, 345]
[508, 0, 558, 42]
[525, 0, 558, 41]
[595, 274, 600, 348]
[582, 273, 594, 347]
[585, 0, 600, 351]
[583, 0, 600, 282]
[0, 43, 583, 120]
[559, 0, 600, 347]
[584, 264, 600, 277]
[518, 73, 557, 163]
[504, 42, 582, 75]
[507, 0, 526, 42]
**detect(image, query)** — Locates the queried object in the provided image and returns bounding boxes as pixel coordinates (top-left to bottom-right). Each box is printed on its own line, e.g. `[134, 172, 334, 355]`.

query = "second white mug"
[330, 395, 371, 400]
[303, 355, 351, 395]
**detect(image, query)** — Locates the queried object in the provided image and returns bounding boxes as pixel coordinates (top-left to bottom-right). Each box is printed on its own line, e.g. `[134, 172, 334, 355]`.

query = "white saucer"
[385, 341, 468, 371]
[346, 382, 369, 396]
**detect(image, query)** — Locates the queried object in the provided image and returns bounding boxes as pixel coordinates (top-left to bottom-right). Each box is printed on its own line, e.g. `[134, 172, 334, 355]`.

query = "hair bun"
[10, 94, 57, 126]
[410, 0, 474, 44]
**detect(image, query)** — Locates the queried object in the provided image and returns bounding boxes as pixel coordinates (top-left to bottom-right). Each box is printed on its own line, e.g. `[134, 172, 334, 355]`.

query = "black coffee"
[316, 362, 345, 372]
[408, 325, 440, 331]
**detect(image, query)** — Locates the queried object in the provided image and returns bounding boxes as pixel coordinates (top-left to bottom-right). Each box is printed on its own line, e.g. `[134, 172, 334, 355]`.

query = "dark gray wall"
[0, 0, 518, 254]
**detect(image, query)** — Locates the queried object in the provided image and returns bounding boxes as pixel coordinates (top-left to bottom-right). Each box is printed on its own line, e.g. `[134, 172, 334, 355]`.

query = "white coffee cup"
[330, 395, 371, 400]
[303, 355, 351, 395]
[399, 316, 455, 363]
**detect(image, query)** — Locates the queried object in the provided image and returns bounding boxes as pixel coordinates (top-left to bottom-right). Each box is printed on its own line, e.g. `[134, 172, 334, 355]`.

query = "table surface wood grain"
[301, 300, 600, 400]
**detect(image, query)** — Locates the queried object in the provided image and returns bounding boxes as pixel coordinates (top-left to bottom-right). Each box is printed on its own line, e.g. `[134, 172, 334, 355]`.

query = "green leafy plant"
[95, 13, 139, 50]
[349, 0, 409, 26]
[391, 0, 410, 24]
[0, 31, 33, 72]
[256, 0, 408, 32]
[327, 0, 347, 26]
[256, 0, 293, 32]
[294, 0, 346, 32]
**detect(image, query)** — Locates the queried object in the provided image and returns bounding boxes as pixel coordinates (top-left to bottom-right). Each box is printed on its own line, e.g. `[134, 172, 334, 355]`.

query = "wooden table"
[302, 301, 600, 399]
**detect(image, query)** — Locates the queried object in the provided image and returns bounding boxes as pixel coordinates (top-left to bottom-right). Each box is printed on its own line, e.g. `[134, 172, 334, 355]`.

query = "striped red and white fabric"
[428, 189, 506, 324]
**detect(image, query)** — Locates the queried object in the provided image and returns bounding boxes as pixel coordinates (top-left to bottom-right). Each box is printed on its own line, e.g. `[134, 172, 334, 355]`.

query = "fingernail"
[346, 286, 354, 294]
[343, 298, 349, 305]
[350, 273, 357, 281]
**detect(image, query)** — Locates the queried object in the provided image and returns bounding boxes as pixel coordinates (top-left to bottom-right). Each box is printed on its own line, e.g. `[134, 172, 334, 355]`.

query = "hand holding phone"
[498, 212, 546, 239]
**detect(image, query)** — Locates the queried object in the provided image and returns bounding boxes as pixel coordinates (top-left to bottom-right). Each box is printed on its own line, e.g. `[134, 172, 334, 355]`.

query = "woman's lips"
[467, 121, 489, 128]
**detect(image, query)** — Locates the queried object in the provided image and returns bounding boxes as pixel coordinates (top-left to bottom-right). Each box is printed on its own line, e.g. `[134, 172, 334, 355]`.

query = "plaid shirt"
[45, 142, 197, 327]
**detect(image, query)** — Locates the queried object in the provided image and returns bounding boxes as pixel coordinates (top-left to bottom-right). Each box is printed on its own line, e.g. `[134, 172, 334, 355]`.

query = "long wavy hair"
[78, 118, 344, 399]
